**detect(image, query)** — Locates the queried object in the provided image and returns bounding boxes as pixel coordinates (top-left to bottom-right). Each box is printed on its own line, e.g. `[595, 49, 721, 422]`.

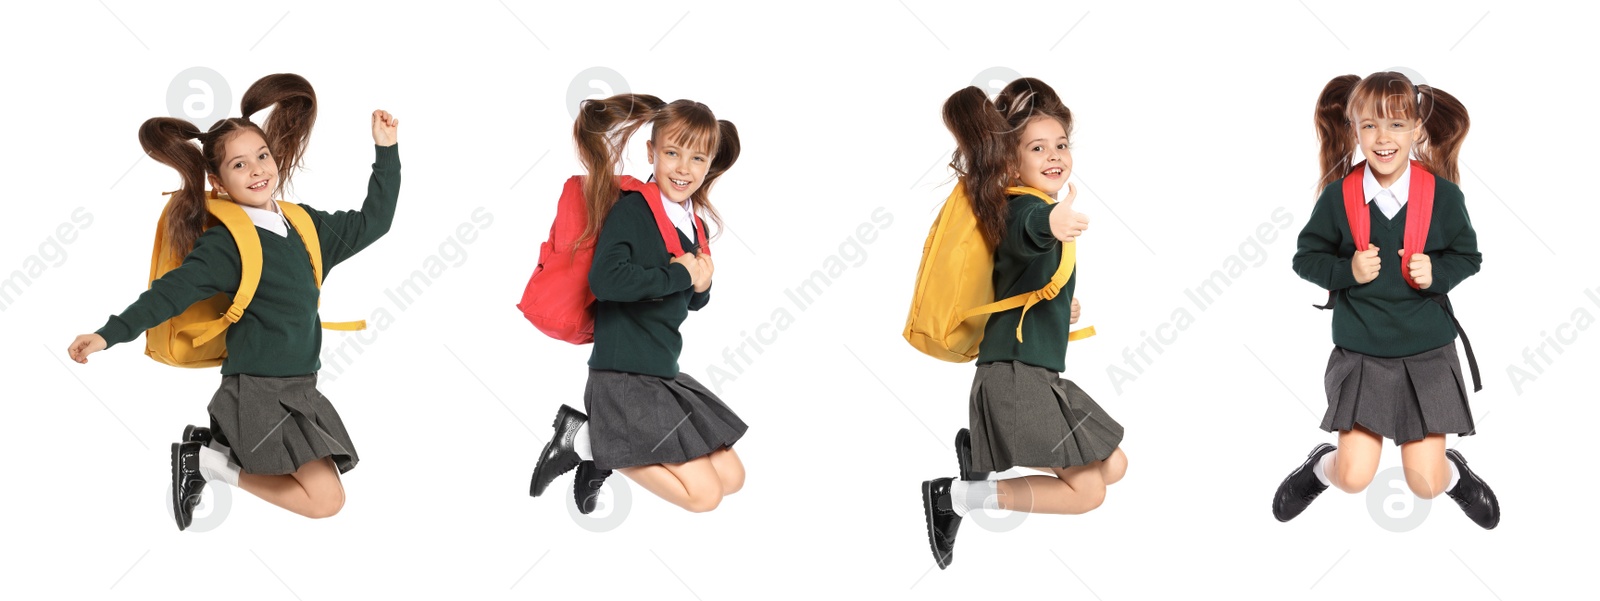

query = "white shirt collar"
[239, 201, 290, 238]
[661, 196, 696, 241]
[1362, 162, 1411, 207]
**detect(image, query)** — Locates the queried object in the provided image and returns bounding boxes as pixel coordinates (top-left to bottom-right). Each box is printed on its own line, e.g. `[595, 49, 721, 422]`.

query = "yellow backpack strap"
[182, 197, 264, 347]
[278, 201, 366, 332]
[957, 186, 1095, 343]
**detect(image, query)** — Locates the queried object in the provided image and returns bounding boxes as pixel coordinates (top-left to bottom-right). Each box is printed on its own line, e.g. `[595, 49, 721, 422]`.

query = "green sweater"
[97, 144, 401, 376]
[977, 194, 1077, 373]
[588, 192, 711, 379]
[1292, 175, 1480, 358]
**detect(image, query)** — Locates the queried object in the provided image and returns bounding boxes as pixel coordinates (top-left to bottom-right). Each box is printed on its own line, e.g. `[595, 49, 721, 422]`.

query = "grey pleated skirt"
[1321, 343, 1475, 446]
[968, 360, 1123, 472]
[206, 373, 358, 475]
[583, 369, 749, 471]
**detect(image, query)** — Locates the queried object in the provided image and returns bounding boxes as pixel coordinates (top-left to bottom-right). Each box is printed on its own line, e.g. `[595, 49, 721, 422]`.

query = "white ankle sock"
[1312, 450, 1337, 487]
[1446, 460, 1461, 491]
[574, 422, 593, 461]
[950, 480, 999, 517]
[198, 446, 240, 487]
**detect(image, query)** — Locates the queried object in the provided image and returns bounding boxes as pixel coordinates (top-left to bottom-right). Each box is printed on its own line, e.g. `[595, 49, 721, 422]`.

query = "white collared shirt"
[239, 201, 290, 238]
[1362, 162, 1411, 220]
[661, 196, 696, 241]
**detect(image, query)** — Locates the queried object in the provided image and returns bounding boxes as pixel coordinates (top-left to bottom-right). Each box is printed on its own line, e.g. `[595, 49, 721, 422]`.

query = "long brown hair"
[572, 94, 739, 247]
[139, 73, 317, 260]
[1314, 71, 1469, 190]
[943, 77, 1075, 249]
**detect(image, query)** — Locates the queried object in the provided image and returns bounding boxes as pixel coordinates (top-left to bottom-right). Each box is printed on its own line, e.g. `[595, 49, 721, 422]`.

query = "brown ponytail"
[138, 117, 209, 263]
[240, 73, 317, 200]
[943, 86, 1011, 250]
[140, 73, 319, 259]
[573, 93, 665, 247]
[1315, 72, 1470, 190]
[1314, 74, 1361, 190]
[1415, 84, 1469, 183]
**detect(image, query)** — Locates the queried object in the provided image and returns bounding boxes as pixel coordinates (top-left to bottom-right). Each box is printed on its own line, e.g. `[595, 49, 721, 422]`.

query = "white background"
[2, 1, 1594, 598]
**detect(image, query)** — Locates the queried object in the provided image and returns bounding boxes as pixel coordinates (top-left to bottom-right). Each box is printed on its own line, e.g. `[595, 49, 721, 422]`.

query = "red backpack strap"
[1402, 160, 1434, 290]
[1340, 163, 1370, 252]
[1318, 165, 1371, 310]
[692, 215, 709, 255]
[620, 176, 689, 257]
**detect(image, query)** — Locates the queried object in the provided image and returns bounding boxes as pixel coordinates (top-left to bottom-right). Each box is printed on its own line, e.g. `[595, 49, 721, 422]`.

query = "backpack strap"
[623, 176, 693, 257]
[279, 201, 367, 332]
[1316, 166, 1372, 310]
[1402, 161, 1434, 290]
[957, 186, 1095, 343]
[182, 197, 264, 347]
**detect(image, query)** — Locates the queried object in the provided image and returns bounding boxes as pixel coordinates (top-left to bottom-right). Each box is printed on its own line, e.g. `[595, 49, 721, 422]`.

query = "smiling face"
[207, 129, 277, 209]
[647, 126, 714, 204]
[1013, 115, 1072, 196]
[1353, 105, 1420, 189]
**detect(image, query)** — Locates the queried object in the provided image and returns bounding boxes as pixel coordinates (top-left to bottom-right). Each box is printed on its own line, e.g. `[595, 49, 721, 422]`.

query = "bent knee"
[1404, 472, 1448, 499]
[1078, 486, 1108, 513]
[1332, 462, 1375, 492]
[719, 471, 746, 496]
[1101, 455, 1128, 486]
[682, 492, 723, 513]
[304, 491, 346, 519]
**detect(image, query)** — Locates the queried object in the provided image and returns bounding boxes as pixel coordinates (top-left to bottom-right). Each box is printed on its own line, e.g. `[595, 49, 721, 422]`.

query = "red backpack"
[1315, 160, 1480, 390]
[518, 175, 707, 344]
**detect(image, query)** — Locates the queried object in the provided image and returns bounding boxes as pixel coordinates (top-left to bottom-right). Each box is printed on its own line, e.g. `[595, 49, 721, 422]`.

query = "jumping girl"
[1273, 71, 1499, 529]
[921, 78, 1129, 569]
[528, 93, 748, 514]
[66, 73, 401, 530]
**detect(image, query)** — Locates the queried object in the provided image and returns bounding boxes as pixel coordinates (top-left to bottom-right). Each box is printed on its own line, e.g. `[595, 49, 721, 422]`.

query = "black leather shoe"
[955, 428, 989, 482]
[170, 442, 208, 531]
[182, 425, 212, 446]
[921, 477, 963, 570]
[573, 461, 613, 515]
[1273, 443, 1335, 522]
[1445, 449, 1500, 530]
[530, 405, 586, 497]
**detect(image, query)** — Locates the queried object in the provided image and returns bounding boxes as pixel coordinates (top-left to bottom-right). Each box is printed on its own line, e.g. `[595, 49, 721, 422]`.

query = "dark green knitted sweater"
[1292, 175, 1480, 357]
[978, 194, 1077, 373]
[587, 192, 711, 378]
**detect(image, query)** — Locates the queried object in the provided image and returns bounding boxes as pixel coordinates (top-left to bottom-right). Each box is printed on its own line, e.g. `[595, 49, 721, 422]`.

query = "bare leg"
[1328, 426, 1383, 494]
[1098, 447, 1128, 486]
[994, 462, 1108, 515]
[617, 455, 726, 513]
[707, 447, 745, 496]
[1399, 434, 1451, 499]
[236, 457, 346, 519]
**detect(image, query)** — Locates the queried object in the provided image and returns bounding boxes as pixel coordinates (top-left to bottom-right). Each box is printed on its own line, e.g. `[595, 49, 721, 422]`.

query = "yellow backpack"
[145, 191, 365, 368]
[903, 183, 1094, 362]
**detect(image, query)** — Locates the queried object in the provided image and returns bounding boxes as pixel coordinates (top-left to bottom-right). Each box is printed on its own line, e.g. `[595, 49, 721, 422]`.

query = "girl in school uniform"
[528, 93, 748, 514]
[1272, 71, 1499, 529]
[66, 73, 401, 530]
[921, 78, 1129, 569]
